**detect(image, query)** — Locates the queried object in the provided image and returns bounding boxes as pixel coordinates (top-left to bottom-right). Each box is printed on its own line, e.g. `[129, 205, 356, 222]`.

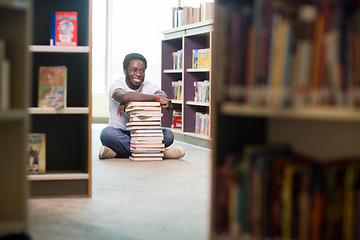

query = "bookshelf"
[0, 0, 31, 238]
[211, 0, 360, 239]
[28, 0, 92, 197]
[161, 20, 213, 142]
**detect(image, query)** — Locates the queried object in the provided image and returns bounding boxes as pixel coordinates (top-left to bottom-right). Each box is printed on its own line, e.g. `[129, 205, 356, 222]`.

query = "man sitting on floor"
[99, 52, 185, 159]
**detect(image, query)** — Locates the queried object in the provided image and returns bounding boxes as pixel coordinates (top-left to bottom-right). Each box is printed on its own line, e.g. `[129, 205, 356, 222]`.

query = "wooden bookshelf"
[0, 0, 31, 237]
[211, 0, 360, 239]
[161, 21, 212, 141]
[28, 0, 92, 197]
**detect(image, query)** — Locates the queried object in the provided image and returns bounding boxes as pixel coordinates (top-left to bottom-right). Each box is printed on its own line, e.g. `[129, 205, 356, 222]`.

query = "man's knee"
[100, 126, 115, 144]
[163, 128, 174, 146]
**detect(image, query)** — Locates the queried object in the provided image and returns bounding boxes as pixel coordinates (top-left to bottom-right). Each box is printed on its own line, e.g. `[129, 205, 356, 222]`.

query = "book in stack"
[126, 101, 164, 161]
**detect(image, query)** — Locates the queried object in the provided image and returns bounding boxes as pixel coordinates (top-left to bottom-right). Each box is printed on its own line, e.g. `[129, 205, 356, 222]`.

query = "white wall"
[92, 0, 209, 121]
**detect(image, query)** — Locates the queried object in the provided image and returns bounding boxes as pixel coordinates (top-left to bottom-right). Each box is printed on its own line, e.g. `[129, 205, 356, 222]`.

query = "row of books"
[126, 102, 165, 161]
[218, 1, 360, 109]
[194, 80, 210, 103]
[0, 39, 10, 110]
[192, 48, 210, 69]
[214, 143, 360, 239]
[172, 2, 214, 28]
[195, 112, 210, 136]
[172, 80, 182, 100]
[172, 50, 183, 70]
[171, 110, 182, 129]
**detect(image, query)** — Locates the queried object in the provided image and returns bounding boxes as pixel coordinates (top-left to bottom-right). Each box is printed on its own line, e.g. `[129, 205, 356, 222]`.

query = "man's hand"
[159, 96, 173, 111]
[117, 104, 125, 116]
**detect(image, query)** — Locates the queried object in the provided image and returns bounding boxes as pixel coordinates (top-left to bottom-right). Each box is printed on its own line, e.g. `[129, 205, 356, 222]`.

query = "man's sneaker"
[99, 146, 116, 159]
[164, 146, 185, 159]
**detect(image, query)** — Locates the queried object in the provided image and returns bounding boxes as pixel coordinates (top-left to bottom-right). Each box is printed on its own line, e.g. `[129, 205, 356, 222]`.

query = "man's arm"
[155, 90, 173, 111]
[113, 89, 173, 115]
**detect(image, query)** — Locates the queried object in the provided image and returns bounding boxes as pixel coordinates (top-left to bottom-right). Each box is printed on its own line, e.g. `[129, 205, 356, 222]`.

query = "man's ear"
[123, 68, 126, 75]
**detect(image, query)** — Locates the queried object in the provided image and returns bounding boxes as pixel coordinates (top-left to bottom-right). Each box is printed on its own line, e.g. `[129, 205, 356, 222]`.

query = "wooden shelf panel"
[184, 131, 211, 140]
[29, 45, 90, 53]
[186, 68, 210, 73]
[28, 107, 89, 114]
[0, 221, 26, 237]
[162, 19, 214, 39]
[163, 69, 182, 74]
[221, 102, 360, 122]
[0, 0, 28, 10]
[171, 99, 182, 104]
[186, 101, 210, 107]
[28, 172, 89, 181]
[0, 110, 27, 121]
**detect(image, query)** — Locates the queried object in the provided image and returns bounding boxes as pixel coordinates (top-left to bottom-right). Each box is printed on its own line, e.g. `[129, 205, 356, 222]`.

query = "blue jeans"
[100, 126, 174, 158]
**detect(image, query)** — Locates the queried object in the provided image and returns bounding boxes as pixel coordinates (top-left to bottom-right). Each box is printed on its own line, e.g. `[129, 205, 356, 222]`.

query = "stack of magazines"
[126, 102, 164, 161]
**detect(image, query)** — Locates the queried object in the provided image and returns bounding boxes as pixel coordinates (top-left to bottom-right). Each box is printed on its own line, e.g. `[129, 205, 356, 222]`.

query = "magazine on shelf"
[38, 66, 67, 109]
[50, 11, 78, 46]
[27, 133, 46, 174]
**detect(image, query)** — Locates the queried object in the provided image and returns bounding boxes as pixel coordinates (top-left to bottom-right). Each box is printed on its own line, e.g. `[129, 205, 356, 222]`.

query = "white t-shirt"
[107, 77, 165, 130]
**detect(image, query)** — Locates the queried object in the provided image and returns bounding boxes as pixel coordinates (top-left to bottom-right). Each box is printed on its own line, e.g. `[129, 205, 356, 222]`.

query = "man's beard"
[125, 71, 142, 89]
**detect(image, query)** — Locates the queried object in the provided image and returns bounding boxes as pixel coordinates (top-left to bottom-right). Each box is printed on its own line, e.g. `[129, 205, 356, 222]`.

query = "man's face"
[124, 59, 145, 90]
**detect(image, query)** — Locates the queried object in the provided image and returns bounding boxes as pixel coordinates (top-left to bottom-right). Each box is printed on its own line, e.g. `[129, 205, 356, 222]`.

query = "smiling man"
[99, 53, 185, 159]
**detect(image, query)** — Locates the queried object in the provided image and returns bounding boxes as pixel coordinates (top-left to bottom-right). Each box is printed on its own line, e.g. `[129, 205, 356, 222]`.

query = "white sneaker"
[164, 146, 185, 159]
[99, 146, 116, 159]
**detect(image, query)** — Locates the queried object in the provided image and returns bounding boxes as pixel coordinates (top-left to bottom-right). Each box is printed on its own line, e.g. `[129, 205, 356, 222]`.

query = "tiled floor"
[28, 124, 212, 240]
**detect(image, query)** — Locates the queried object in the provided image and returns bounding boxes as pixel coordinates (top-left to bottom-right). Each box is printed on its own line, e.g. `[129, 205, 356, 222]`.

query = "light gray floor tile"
[28, 124, 212, 240]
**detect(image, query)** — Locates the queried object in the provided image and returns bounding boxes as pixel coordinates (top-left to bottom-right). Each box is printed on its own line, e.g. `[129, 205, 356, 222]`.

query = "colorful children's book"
[27, 133, 46, 174]
[50, 11, 78, 46]
[38, 66, 67, 109]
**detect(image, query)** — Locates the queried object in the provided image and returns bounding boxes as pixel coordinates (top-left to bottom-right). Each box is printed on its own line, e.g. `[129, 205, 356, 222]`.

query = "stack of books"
[126, 102, 165, 161]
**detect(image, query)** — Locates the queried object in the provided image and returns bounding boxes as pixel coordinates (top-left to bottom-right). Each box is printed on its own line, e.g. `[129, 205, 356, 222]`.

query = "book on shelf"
[130, 133, 164, 137]
[129, 112, 163, 117]
[27, 133, 46, 174]
[172, 50, 183, 70]
[131, 152, 164, 157]
[131, 136, 164, 142]
[127, 125, 162, 131]
[38, 66, 67, 109]
[127, 101, 161, 107]
[200, 1, 214, 22]
[130, 129, 163, 134]
[129, 156, 163, 161]
[173, 5, 201, 28]
[0, 39, 10, 110]
[192, 48, 210, 69]
[126, 106, 162, 113]
[172, 110, 182, 129]
[126, 121, 162, 126]
[194, 80, 210, 103]
[50, 11, 78, 46]
[173, 7, 184, 28]
[130, 115, 162, 122]
[130, 143, 165, 152]
[195, 112, 210, 136]
[126, 101, 165, 161]
[172, 80, 182, 100]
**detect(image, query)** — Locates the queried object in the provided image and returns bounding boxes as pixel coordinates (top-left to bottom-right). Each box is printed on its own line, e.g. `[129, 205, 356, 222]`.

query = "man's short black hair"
[123, 53, 147, 70]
